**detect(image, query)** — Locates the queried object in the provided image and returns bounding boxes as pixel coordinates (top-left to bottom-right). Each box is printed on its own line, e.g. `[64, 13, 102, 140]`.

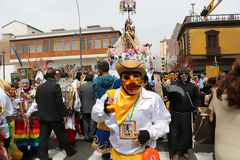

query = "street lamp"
[75, 0, 82, 70]
[2, 50, 5, 80]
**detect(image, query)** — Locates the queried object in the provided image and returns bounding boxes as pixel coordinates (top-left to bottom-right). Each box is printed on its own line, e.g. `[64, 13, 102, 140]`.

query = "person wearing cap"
[165, 67, 201, 160]
[92, 60, 171, 160]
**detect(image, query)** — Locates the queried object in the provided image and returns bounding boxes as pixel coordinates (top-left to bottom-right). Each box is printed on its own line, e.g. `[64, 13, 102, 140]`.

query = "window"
[95, 35, 101, 49]
[103, 35, 109, 48]
[43, 40, 49, 52]
[50, 40, 56, 52]
[57, 39, 63, 51]
[64, 39, 70, 51]
[30, 41, 35, 53]
[207, 35, 217, 47]
[16, 42, 22, 54]
[81, 37, 85, 49]
[23, 42, 29, 54]
[205, 30, 220, 56]
[72, 37, 78, 50]
[111, 34, 118, 46]
[87, 36, 93, 49]
[36, 40, 42, 53]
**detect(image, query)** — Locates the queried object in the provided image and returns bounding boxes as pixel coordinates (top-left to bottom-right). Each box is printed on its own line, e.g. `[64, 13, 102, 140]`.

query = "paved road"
[34, 135, 214, 160]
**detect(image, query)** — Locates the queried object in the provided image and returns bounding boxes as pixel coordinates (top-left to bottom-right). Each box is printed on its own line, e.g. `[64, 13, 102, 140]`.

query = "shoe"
[172, 154, 179, 160]
[67, 150, 77, 157]
[48, 158, 53, 160]
[101, 153, 110, 160]
[89, 138, 93, 143]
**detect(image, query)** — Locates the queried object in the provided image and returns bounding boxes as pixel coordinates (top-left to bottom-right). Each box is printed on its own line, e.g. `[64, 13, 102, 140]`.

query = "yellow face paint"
[164, 75, 168, 80]
[122, 73, 142, 95]
[169, 73, 175, 81]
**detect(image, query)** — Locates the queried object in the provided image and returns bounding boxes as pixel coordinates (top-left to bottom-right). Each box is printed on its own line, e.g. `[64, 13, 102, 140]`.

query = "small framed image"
[119, 121, 136, 139]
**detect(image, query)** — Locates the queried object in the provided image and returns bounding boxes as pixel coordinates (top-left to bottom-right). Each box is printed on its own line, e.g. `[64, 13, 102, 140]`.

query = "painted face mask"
[169, 73, 175, 81]
[122, 72, 142, 95]
[22, 82, 30, 90]
[164, 75, 168, 81]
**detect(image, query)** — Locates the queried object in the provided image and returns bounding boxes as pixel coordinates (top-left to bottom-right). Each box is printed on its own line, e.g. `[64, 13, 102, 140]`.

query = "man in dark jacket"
[36, 69, 76, 160]
[166, 67, 201, 160]
[79, 74, 96, 142]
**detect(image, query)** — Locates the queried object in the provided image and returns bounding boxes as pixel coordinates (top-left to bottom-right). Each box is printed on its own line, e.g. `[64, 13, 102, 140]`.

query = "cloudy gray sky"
[0, 0, 239, 55]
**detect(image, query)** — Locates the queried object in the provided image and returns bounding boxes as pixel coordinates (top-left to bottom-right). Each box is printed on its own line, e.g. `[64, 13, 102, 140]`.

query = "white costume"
[92, 87, 171, 155]
[0, 87, 13, 138]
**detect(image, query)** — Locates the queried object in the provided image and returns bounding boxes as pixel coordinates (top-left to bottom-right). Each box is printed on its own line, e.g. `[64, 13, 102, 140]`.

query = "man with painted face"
[165, 67, 201, 160]
[92, 60, 171, 160]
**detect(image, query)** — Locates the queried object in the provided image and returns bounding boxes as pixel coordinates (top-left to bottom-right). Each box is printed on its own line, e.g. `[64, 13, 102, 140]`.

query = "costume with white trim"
[14, 68, 40, 157]
[92, 60, 171, 159]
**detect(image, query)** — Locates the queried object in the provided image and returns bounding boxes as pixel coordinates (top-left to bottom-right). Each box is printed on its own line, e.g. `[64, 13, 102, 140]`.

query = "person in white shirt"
[92, 60, 171, 160]
[199, 72, 208, 90]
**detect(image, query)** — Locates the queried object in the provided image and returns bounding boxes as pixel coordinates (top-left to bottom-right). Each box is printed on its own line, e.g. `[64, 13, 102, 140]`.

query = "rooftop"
[13, 26, 119, 40]
[183, 13, 240, 23]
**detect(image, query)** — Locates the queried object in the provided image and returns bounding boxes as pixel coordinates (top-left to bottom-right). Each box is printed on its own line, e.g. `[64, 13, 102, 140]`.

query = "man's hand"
[162, 96, 168, 102]
[131, 131, 141, 146]
[107, 96, 114, 105]
[63, 117, 67, 124]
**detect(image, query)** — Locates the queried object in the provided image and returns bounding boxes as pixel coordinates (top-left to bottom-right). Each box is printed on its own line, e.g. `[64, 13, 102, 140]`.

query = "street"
[37, 134, 214, 160]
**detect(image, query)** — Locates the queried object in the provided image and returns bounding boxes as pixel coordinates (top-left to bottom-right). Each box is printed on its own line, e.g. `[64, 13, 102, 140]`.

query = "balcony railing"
[184, 14, 240, 23]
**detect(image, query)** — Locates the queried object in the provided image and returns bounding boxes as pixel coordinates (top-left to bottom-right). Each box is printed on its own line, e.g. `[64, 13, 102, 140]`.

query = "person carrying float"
[92, 60, 171, 160]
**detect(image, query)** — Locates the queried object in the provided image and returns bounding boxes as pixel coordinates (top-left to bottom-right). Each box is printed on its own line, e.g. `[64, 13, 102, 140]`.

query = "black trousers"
[38, 121, 74, 160]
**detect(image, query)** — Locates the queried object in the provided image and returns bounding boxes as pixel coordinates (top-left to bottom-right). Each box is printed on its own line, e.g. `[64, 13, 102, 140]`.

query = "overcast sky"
[0, 0, 239, 55]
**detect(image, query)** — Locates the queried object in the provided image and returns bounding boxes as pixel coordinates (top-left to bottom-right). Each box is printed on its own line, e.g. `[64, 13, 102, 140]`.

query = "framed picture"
[119, 121, 136, 139]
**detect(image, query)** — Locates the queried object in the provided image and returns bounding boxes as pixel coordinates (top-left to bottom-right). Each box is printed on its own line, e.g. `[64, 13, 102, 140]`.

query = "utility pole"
[2, 50, 5, 80]
[76, 0, 82, 70]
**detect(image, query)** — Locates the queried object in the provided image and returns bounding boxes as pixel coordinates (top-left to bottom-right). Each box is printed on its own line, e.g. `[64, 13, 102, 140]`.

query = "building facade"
[9, 26, 121, 70]
[0, 21, 121, 82]
[166, 23, 181, 72]
[160, 36, 170, 72]
[177, 14, 240, 77]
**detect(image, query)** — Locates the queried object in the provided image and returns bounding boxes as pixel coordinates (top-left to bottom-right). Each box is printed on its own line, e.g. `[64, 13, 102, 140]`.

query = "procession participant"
[92, 61, 116, 160]
[166, 71, 175, 86]
[162, 72, 169, 86]
[79, 74, 96, 142]
[92, 60, 171, 160]
[165, 67, 201, 160]
[9, 84, 21, 122]
[14, 68, 40, 158]
[8, 84, 23, 160]
[54, 72, 81, 144]
[0, 80, 13, 160]
[36, 69, 76, 160]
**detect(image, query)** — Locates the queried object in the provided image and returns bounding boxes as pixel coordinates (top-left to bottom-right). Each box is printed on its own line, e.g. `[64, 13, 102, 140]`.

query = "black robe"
[166, 80, 201, 157]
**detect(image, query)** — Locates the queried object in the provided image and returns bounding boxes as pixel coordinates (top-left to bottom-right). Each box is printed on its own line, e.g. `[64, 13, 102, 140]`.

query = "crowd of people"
[0, 57, 240, 160]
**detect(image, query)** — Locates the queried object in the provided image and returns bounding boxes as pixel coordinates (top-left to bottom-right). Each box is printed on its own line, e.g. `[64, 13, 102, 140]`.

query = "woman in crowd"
[214, 57, 240, 160]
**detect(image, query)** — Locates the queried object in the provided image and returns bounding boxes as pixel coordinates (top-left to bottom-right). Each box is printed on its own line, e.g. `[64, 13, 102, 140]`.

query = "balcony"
[206, 46, 221, 57]
[183, 14, 240, 23]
